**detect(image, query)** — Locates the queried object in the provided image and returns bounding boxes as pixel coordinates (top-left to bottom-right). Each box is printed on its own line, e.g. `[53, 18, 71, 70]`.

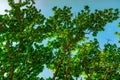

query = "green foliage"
[0, 0, 50, 79]
[45, 5, 119, 80]
[0, 0, 120, 80]
[115, 22, 120, 43]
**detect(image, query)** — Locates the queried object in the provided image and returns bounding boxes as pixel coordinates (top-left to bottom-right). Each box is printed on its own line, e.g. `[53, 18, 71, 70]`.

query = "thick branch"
[52, 41, 67, 80]
[9, 64, 14, 80]
[104, 69, 117, 80]
[53, 26, 85, 79]
[65, 52, 71, 80]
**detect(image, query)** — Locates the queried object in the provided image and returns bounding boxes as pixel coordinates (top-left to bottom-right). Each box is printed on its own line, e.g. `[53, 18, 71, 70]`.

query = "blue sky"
[0, 0, 120, 78]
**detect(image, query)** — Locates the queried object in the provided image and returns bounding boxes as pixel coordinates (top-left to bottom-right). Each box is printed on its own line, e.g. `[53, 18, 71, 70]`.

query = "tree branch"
[9, 64, 14, 80]
[7, 39, 10, 57]
[52, 40, 67, 80]
[104, 69, 117, 80]
[53, 25, 85, 79]
[65, 52, 71, 80]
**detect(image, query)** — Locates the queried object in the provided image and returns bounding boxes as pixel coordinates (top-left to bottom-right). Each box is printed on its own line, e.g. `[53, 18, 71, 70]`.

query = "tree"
[0, 0, 120, 80]
[45, 5, 119, 80]
[0, 0, 52, 79]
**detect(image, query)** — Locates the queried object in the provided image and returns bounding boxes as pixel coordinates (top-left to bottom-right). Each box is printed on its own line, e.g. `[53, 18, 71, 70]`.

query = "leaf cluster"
[0, 0, 120, 80]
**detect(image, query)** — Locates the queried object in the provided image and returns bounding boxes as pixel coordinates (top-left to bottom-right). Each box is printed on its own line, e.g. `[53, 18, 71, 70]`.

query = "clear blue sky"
[0, 0, 120, 79]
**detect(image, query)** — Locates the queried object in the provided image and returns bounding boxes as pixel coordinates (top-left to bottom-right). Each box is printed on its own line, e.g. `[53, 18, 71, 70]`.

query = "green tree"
[45, 6, 119, 80]
[0, 0, 52, 79]
[0, 0, 120, 80]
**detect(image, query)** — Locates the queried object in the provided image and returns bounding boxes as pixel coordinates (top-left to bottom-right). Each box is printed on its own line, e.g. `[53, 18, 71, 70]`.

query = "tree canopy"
[0, 0, 120, 80]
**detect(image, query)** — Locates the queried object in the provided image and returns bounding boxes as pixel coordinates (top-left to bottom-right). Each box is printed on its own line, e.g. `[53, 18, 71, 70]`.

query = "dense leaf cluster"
[0, 0, 120, 80]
